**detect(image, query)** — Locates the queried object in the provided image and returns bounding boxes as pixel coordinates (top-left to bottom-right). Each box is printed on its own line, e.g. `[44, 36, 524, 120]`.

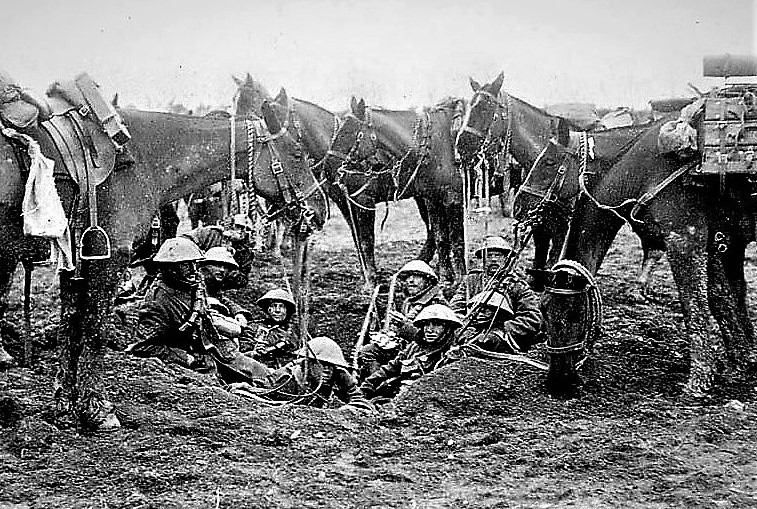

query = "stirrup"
[80, 225, 111, 260]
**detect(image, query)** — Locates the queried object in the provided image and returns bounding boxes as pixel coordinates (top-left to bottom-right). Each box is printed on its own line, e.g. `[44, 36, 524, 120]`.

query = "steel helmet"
[256, 288, 296, 314]
[474, 236, 512, 258]
[397, 260, 438, 284]
[412, 304, 463, 329]
[298, 336, 350, 368]
[232, 213, 254, 230]
[152, 237, 204, 263]
[200, 247, 239, 269]
[470, 290, 514, 315]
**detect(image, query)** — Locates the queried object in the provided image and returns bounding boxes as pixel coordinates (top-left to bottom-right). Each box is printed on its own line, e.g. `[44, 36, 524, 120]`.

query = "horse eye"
[544, 158, 555, 166]
[370, 133, 377, 142]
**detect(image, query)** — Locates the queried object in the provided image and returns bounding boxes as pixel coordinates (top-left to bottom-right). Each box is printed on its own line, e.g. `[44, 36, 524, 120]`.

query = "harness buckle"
[271, 160, 283, 175]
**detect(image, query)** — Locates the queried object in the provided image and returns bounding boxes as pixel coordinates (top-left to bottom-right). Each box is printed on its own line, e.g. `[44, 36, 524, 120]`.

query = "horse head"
[512, 138, 583, 225]
[456, 72, 506, 165]
[320, 97, 388, 189]
[253, 96, 327, 230]
[541, 260, 601, 398]
[233, 72, 271, 118]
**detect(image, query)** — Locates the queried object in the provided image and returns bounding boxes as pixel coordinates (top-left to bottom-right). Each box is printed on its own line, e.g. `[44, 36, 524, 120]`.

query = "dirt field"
[1, 199, 757, 508]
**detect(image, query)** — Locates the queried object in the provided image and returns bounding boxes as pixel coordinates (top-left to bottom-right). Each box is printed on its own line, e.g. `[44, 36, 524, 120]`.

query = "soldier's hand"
[235, 313, 248, 328]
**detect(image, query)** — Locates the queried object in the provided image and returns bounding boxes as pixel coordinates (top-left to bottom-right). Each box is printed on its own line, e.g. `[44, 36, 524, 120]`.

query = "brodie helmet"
[397, 259, 438, 284]
[413, 304, 463, 329]
[256, 288, 296, 315]
[152, 237, 204, 263]
[200, 247, 239, 269]
[474, 235, 512, 259]
[470, 290, 514, 315]
[298, 336, 350, 368]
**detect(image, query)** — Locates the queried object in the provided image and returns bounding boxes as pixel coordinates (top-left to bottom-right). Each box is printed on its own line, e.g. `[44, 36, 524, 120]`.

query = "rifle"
[352, 284, 382, 371]
[458, 227, 534, 334]
[382, 272, 400, 333]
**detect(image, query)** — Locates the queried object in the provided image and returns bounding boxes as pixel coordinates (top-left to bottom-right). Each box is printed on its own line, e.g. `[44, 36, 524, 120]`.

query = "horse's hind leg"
[717, 236, 755, 367]
[665, 229, 717, 396]
[448, 202, 467, 281]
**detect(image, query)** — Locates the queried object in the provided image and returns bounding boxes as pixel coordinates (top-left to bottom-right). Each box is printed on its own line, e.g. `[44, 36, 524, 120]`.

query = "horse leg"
[0, 249, 19, 367]
[665, 230, 716, 396]
[448, 202, 467, 281]
[529, 226, 551, 291]
[717, 236, 755, 367]
[414, 197, 436, 263]
[427, 200, 454, 284]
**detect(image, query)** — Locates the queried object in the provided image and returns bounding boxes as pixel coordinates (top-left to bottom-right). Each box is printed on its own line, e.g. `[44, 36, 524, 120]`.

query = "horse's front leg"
[414, 197, 436, 263]
[427, 200, 454, 285]
[448, 202, 467, 282]
[665, 229, 717, 396]
[0, 247, 20, 367]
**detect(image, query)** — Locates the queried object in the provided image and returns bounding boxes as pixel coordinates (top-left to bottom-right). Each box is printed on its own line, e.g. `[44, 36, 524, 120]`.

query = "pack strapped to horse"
[691, 55, 757, 177]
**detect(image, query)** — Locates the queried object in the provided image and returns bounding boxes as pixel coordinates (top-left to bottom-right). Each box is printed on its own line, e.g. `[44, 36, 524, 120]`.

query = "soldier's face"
[404, 274, 430, 297]
[484, 250, 508, 274]
[423, 320, 448, 344]
[268, 301, 289, 322]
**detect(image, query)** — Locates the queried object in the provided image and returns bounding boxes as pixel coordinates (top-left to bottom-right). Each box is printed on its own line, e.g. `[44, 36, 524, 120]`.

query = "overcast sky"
[3, 0, 755, 112]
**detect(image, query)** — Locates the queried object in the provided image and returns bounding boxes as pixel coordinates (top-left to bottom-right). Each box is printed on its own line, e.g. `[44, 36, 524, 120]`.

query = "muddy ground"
[1, 200, 757, 508]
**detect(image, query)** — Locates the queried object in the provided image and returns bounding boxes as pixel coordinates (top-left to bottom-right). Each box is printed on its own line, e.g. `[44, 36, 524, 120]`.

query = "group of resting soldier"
[125, 223, 543, 411]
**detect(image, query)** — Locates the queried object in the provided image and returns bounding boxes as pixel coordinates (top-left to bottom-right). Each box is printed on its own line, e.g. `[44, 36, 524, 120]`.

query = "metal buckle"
[271, 160, 283, 175]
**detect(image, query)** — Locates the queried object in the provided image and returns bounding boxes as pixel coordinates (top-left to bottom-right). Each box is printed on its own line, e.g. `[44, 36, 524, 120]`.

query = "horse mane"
[204, 110, 231, 119]
[292, 97, 334, 116]
[428, 96, 466, 113]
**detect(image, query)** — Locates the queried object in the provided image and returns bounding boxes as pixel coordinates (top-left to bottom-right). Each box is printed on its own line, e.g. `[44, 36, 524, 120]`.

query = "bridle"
[457, 88, 513, 173]
[323, 108, 431, 209]
[238, 114, 324, 233]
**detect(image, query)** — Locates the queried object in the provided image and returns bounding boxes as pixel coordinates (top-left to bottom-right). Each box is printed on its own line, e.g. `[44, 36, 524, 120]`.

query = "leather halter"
[243, 116, 321, 230]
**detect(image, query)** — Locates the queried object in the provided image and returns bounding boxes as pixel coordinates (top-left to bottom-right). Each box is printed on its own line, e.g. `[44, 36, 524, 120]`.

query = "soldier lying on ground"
[127, 237, 268, 383]
[228, 336, 374, 411]
[356, 260, 447, 382]
[450, 236, 543, 354]
[241, 288, 299, 368]
[360, 304, 462, 401]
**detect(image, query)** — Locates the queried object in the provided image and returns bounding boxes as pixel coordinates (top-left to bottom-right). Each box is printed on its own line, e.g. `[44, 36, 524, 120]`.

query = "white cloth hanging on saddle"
[20, 136, 73, 271]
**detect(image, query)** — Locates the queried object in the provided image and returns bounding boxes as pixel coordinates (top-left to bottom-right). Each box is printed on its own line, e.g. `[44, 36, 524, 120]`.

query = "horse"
[0, 94, 326, 430]
[456, 73, 666, 295]
[319, 96, 467, 286]
[233, 74, 441, 291]
[509, 110, 755, 396]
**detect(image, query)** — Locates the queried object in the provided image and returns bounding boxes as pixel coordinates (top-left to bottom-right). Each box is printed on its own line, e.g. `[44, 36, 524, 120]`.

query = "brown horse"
[0, 98, 326, 430]
[456, 73, 666, 294]
[513, 114, 755, 396]
[319, 96, 467, 285]
[233, 74, 441, 291]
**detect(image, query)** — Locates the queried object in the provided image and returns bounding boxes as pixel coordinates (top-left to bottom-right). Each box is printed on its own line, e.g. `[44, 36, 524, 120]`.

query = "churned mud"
[1, 201, 756, 508]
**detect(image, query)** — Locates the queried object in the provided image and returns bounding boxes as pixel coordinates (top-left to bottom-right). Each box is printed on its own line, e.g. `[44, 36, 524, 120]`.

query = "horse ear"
[232, 75, 244, 87]
[350, 96, 358, 112]
[552, 117, 570, 146]
[490, 72, 505, 95]
[274, 87, 288, 107]
[261, 100, 282, 133]
[111, 93, 119, 108]
[470, 77, 482, 92]
[353, 98, 366, 120]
